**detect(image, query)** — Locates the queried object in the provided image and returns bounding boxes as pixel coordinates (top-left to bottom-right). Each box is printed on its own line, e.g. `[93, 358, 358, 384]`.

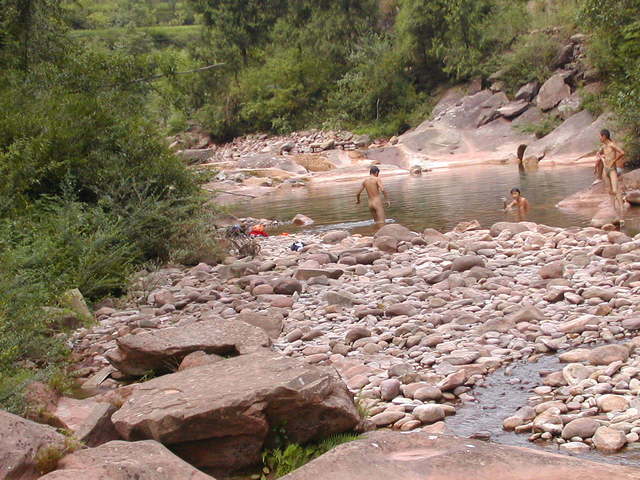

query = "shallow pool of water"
[446, 354, 640, 466]
[233, 165, 599, 234]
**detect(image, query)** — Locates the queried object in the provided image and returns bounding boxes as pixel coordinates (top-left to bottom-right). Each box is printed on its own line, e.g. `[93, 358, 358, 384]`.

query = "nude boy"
[504, 187, 530, 217]
[597, 129, 625, 218]
[356, 166, 390, 225]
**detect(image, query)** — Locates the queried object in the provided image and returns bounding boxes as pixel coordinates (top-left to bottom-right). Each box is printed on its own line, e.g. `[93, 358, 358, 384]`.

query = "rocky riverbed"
[6, 219, 640, 479]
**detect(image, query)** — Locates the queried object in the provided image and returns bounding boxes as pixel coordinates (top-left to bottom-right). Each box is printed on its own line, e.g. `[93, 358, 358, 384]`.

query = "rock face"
[536, 73, 571, 111]
[106, 318, 271, 376]
[280, 431, 640, 480]
[39, 440, 214, 480]
[0, 410, 67, 480]
[111, 352, 360, 474]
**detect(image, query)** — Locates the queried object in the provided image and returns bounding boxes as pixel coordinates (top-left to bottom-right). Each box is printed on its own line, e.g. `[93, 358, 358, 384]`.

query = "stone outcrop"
[39, 440, 214, 480]
[105, 318, 271, 376]
[111, 352, 360, 473]
[280, 431, 640, 480]
[0, 410, 67, 480]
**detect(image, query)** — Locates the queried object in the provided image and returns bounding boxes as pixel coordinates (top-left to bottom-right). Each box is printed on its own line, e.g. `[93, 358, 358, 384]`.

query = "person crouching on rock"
[503, 187, 530, 219]
[356, 166, 390, 226]
[597, 129, 626, 220]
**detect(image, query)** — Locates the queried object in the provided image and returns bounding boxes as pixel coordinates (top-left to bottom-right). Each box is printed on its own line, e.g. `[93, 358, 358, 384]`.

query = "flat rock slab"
[0, 410, 67, 480]
[281, 431, 640, 480]
[111, 352, 359, 473]
[39, 440, 214, 480]
[106, 318, 271, 376]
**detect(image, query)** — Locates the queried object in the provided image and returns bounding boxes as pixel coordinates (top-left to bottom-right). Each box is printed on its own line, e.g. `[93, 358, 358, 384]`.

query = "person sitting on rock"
[503, 188, 530, 217]
[597, 129, 626, 220]
[356, 166, 390, 225]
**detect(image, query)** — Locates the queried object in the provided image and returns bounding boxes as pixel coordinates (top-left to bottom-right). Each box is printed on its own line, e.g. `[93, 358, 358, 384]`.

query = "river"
[232, 165, 602, 234]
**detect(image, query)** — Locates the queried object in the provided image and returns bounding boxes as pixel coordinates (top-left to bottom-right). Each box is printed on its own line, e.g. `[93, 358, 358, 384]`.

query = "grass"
[261, 433, 361, 479]
[515, 115, 563, 139]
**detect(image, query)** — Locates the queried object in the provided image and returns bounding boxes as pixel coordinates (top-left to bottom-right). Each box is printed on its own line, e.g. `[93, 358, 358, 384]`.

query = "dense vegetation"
[1, 0, 639, 411]
[0, 0, 219, 411]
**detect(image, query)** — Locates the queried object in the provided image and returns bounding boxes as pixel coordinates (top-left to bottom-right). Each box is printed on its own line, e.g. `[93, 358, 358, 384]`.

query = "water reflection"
[233, 165, 599, 234]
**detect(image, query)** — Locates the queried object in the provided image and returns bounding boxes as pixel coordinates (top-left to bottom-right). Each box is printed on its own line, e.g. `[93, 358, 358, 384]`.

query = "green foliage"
[0, 0, 222, 411]
[515, 115, 562, 139]
[577, 0, 640, 161]
[262, 433, 361, 478]
[494, 32, 562, 92]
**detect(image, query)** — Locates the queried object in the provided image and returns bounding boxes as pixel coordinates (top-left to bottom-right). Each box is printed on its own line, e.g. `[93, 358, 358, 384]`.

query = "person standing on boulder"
[356, 166, 390, 225]
[597, 129, 625, 219]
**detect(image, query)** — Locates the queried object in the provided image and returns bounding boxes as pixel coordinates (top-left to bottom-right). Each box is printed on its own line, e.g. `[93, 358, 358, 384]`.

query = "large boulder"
[536, 73, 571, 111]
[0, 410, 67, 480]
[105, 318, 270, 376]
[280, 431, 640, 480]
[524, 111, 608, 163]
[236, 153, 307, 174]
[111, 352, 360, 474]
[39, 440, 214, 480]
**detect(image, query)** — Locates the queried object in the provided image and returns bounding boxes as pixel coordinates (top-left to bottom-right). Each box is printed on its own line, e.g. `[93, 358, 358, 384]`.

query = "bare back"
[363, 177, 383, 203]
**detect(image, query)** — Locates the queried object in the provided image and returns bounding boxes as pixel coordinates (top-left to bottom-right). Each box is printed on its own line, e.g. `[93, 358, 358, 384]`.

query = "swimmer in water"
[356, 166, 390, 225]
[503, 187, 530, 219]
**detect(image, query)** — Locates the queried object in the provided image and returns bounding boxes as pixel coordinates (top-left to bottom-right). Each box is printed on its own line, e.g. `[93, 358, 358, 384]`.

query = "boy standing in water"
[503, 187, 530, 218]
[597, 129, 625, 219]
[356, 166, 390, 225]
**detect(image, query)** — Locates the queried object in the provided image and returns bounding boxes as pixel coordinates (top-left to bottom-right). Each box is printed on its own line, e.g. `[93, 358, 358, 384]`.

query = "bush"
[493, 32, 563, 92]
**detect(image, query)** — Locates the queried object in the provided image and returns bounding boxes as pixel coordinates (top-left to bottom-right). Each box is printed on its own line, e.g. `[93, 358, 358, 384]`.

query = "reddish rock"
[111, 352, 359, 474]
[39, 440, 214, 480]
[0, 410, 67, 480]
[279, 431, 640, 480]
[105, 318, 270, 376]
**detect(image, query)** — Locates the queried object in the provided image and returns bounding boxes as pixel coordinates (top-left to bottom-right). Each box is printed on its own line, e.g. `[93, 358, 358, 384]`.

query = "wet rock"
[413, 404, 446, 424]
[39, 440, 214, 480]
[593, 426, 627, 453]
[112, 352, 359, 473]
[597, 394, 630, 413]
[370, 411, 405, 427]
[105, 318, 270, 376]
[561, 417, 599, 440]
